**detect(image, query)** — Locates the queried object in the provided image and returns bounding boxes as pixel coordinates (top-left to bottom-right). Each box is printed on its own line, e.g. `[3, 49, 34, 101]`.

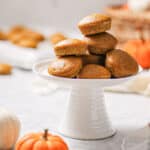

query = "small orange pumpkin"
[124, 40, 138, 60]
[121, 4, 129, 10]
[15, 129, 68, 150]
[124, 40, 150, 69]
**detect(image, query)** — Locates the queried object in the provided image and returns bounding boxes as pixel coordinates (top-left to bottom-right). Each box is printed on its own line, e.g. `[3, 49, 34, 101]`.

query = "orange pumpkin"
[124, 40, 138, 60]
[124, 40, 150, 69]
[15, 129, 68, 150]
[121, 4, 129, 10]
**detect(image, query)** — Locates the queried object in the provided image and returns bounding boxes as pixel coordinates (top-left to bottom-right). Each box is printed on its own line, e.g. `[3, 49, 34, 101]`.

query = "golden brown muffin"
[54, 39, 88, 56]
[24, 30, 45, 42]
[8, 26, 26, 43]
[82, 54, 105, 66]
[105, 49, 139, 78]
[84, 32, 117, 54]
[8, 26, 44, 42]
[78, 64, 111, 79]
[78, 13, 111, 36]
[9, 25, 25, 34]
[8, 25, 25, 40]
[0, 31, 7, 40]
[0, 63, 12, 75]
[9, 33, 24, 44]
[16, 39, 38, 48]
[10, 31, 44, 44]
[50, 32, 67, 45]
[48, 57, 82, 78]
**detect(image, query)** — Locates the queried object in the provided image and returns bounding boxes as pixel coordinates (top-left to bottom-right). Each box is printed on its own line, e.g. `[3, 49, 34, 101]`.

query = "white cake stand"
[33, 59, 138, 140]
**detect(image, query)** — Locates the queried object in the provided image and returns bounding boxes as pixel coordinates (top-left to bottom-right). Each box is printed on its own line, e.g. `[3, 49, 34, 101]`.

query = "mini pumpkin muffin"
[78, 13, 111, 36]
[8, 26, 44, 42]
[0, 63, 12, 75]
[0, 31, 7, 40]
[50, 32, 67, 45]
[82, 54, 105, 66]
[78, 64, 111, 79]
[84, 32, 117, 54]
[8, 26, 26, 43]
[9, 25, 25, 34]
[10, 32, 43, 44]
[9, 33, 24, 44]
[8, 25, 25, 40]
[23, 30, 45, 42]
[54, 39, 88, 56]
[48, 57, 82, 78]
[16, 39, 38, 48]
[105, 49, 139, 78]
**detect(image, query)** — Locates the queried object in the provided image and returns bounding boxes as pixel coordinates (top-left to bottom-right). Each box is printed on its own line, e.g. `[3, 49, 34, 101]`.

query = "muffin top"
[48, 57, 82, 78]
[78, 14, 111, 26]
[54, 39, 87, 49]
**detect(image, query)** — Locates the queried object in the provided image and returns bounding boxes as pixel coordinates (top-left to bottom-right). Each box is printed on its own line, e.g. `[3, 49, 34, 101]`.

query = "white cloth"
[0, 41, 54, 69]
[105, 70, 150, 96]
[120, 125, 150, 150]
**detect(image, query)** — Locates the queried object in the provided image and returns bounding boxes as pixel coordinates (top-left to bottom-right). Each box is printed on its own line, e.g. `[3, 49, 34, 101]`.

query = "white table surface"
[0, 69, 150, 150]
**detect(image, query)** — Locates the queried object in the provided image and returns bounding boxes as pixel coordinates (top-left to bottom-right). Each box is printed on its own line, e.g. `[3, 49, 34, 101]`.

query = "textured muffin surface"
[84, 32, 117, 54]
[54, 39, 87, 56]
[78, 64, 111, 79]
[48, 57, 82, 78]
[0, 64, 12, 75]
[78, 14, 111, 35]
[105, 49, 139, 77]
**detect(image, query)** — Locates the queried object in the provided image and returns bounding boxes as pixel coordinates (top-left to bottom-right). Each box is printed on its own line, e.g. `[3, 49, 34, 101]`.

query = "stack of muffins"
[48, 13, 138, 79]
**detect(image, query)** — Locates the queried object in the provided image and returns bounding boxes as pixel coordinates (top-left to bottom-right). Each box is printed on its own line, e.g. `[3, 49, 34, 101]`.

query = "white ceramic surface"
[33, 59, 138, 140]
[1, 68, 150, 150]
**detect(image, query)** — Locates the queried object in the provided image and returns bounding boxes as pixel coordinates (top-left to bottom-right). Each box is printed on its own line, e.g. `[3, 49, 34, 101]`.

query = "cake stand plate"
[33, 59, 137, 140]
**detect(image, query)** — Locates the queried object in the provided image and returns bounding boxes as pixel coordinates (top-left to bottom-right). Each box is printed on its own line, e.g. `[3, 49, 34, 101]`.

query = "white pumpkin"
[0, 108, 20, 150]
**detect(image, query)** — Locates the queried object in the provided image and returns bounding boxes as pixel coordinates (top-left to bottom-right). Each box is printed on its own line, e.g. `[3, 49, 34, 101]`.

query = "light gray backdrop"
[0, 0, 126, 29]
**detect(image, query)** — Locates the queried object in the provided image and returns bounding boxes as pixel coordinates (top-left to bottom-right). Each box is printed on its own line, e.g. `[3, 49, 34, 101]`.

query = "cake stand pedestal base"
[59, 86, 116, 140]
